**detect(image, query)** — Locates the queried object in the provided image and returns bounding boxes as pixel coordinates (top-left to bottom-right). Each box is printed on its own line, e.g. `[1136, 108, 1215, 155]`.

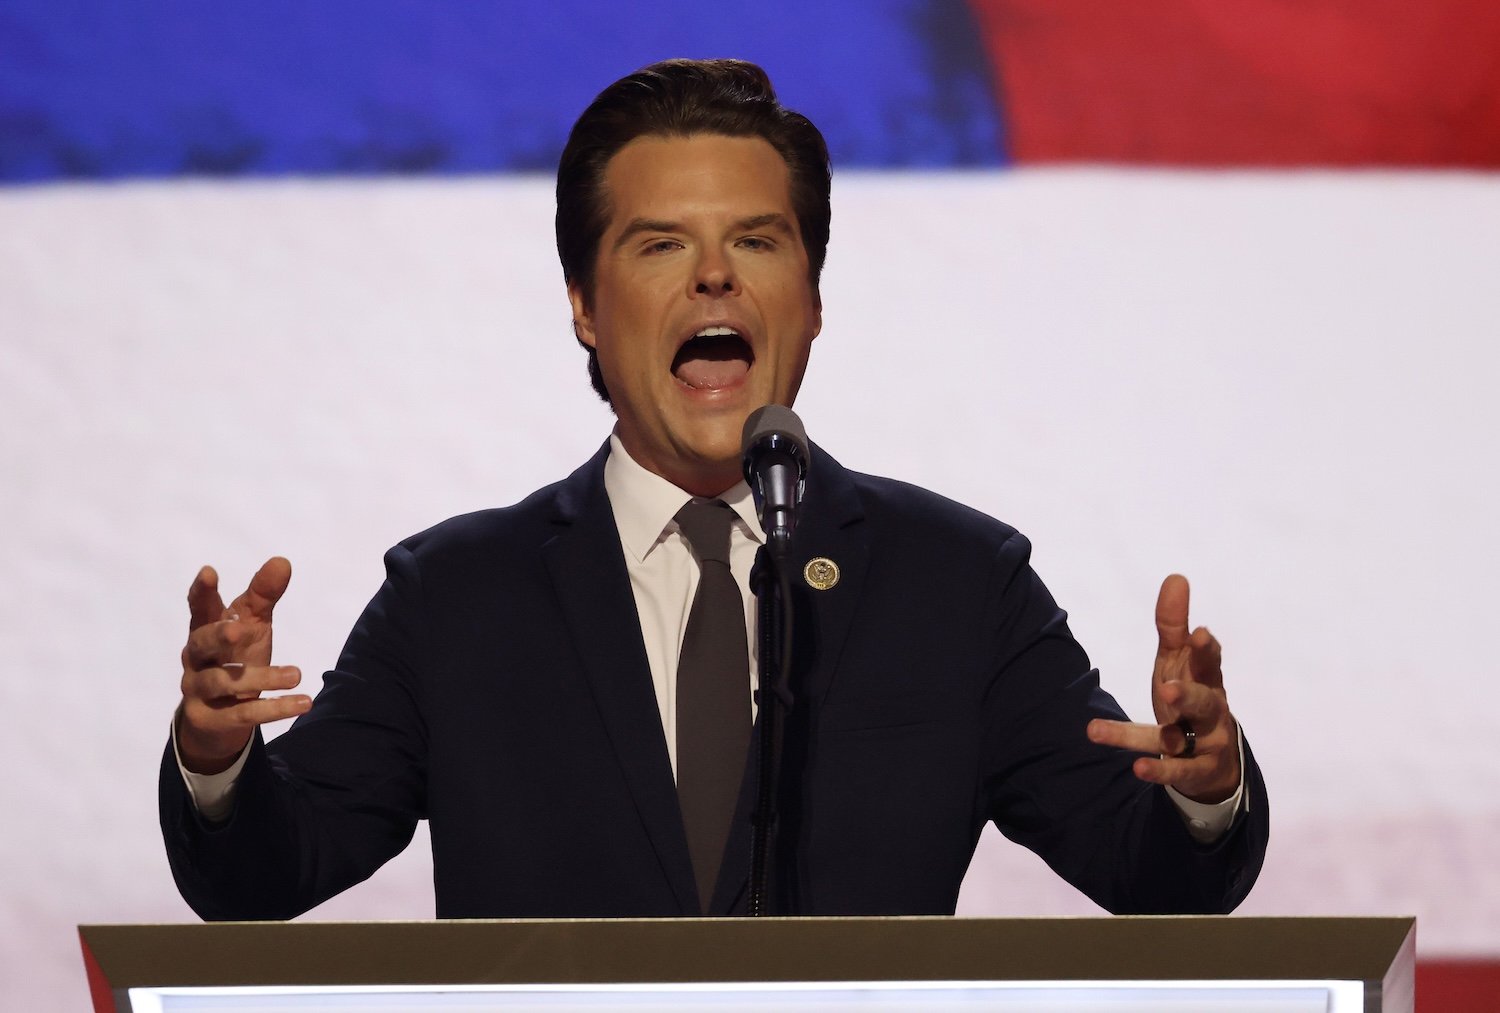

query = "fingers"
[1087, 686, 1231, 755]
[1188, 625, 1224, 687]
[185, 690, 313, 727]
[1138, 575, 1239, 801]
[1156, 679, 1226, 726]
[187, 557, 290, 633]
[178, 662, 311, 771]
[1087, 718, 1169, 755]
[1087, 714, 1217, 756]
[181, 663, 308, 735]
[182, 617, 248, 670]
[187, 565, 226, 631]
[1129, 738, 1241, 803]
[1130, 754, 1215, 788]
[1153, 574, 1223, 689]
[177, 686, 312, 773]
[228, 556, 292, 623]
[179, 558, 301, 771]
[184, 558, 290, 670]
[183, 663, 304, 703]
[1088, 716, 1235, 800]
[1089, 700, 1240, 803]
[1154, 573, 1190, 654]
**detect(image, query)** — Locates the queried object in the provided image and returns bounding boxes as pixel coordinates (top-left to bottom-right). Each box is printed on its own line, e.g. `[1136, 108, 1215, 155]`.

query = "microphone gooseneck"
[739, 404, 808, 917]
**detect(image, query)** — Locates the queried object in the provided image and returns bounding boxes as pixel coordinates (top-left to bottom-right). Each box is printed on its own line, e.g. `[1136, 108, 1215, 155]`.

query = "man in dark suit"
[163, 59, 1266, 920]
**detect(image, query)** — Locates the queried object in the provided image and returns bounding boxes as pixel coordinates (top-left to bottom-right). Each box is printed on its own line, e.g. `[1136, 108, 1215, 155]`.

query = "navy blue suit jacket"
[161, 442, 1267, 919]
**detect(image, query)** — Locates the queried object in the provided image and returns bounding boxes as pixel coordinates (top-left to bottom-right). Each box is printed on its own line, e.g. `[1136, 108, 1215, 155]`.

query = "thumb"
[1155, 573, 1191, 654]
[231, 556, 293, 623]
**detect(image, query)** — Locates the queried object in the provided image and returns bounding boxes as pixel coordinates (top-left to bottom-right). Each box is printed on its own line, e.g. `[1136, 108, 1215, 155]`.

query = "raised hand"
[1086, 574, 1240, 804]
[177, 557, 311, 773]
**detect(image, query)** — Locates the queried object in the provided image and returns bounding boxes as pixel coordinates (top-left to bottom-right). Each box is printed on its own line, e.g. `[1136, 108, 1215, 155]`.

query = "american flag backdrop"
[3, 2, 1498, 1007]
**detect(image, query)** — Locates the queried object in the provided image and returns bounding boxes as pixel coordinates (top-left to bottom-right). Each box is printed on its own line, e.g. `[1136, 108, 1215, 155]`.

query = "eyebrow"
[612, 218, 680, 251]
[611, 213, 796, 251]
[737, 213, 795, 235]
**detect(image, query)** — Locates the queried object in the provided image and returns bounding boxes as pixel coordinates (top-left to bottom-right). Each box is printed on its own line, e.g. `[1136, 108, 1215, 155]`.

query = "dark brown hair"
[556, 58, 832, 403]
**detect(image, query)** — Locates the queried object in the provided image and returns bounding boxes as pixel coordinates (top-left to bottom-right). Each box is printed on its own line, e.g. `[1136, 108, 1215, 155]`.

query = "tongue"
[672, 335, 751, 390]
[675, 355, 750, 390]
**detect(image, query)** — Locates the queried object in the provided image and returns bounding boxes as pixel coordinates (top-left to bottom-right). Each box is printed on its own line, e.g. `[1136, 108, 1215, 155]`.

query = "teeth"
[693, 326, 740, 338]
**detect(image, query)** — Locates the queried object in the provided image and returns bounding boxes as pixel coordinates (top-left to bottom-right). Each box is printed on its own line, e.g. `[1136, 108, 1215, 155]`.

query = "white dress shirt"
[603, 433, 764, 780]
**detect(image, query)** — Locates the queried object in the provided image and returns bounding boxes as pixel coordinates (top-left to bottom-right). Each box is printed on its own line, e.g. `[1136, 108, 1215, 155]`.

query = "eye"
[737, 235, 775, 251]
[642, 238, 682, 255]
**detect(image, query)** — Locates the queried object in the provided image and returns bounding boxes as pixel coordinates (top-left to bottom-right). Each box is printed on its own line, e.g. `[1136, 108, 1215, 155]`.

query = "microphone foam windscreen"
[741, 404, 809, 459]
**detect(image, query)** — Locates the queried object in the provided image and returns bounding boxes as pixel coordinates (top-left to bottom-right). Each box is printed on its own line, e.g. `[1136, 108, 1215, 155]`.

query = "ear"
[568, 283, 597, 349]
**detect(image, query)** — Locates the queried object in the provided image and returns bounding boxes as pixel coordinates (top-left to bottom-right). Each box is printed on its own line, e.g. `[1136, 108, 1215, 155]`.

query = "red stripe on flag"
[969, 0, 1500, 166]
[78, 932, 117, 1013]
[1417, 960, 1500, 1011]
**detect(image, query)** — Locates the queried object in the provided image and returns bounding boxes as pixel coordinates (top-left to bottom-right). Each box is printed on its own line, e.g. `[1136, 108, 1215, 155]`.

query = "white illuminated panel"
[128, 979, 1365, 1012]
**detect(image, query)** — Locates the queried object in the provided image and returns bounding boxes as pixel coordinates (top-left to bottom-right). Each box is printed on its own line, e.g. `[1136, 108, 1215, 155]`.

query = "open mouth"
[671, 326, 754, 391]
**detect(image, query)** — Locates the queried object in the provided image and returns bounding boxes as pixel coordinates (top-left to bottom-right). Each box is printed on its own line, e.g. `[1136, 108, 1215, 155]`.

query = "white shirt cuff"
[171, 713, 250, 824]
[1164, 724, 1247, 845]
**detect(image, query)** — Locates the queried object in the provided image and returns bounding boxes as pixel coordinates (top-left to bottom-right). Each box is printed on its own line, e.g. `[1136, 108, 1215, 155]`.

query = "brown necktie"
[674, 498, 751, 913]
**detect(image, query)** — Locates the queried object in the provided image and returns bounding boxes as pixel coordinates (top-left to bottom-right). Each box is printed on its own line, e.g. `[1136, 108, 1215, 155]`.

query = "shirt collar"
[604, 432, 765, 563]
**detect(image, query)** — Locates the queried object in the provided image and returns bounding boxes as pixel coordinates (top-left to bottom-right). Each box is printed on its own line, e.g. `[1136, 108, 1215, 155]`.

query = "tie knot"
[675, 498, 735, 565]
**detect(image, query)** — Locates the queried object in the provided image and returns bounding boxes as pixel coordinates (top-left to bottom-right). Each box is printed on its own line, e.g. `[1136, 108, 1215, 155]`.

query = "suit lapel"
[542, 444, 698, 915]
[712, 444, 870, 914]
[786, 445, 872, 709]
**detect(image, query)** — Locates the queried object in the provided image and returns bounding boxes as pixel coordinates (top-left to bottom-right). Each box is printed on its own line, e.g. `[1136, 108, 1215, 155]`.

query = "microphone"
[741, 404, 810, 552]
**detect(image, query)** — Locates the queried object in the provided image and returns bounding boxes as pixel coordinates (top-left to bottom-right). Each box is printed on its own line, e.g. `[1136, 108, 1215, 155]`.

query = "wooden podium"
[79, 916, 1415, 1012]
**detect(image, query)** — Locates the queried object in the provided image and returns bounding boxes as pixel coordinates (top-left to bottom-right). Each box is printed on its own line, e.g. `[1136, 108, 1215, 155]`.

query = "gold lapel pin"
[803, 557, 840, 591]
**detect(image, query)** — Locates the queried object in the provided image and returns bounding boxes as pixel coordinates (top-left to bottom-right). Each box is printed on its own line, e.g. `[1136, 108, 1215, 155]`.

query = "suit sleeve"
[978, 531, 1268, 914]
[160, 544, 430, 920]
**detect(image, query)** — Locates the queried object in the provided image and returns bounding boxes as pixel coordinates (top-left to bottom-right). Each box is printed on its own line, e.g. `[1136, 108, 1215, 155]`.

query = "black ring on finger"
[1176, 718, 1197, 759]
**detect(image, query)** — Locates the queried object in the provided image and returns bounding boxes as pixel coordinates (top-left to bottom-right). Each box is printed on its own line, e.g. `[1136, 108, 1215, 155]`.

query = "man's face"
[570, 133, 822, 496]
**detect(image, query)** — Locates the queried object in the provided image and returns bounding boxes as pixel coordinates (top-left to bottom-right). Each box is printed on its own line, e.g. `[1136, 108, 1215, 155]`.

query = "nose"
[692, 246, 736, 297]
